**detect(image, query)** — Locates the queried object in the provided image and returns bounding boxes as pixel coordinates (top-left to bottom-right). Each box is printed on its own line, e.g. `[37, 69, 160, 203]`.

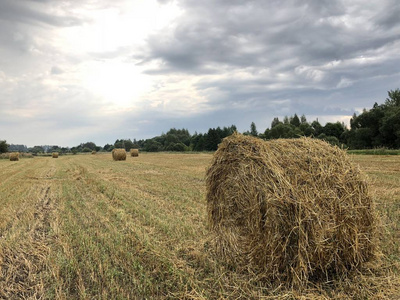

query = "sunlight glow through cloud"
[0, 0, 399, 146]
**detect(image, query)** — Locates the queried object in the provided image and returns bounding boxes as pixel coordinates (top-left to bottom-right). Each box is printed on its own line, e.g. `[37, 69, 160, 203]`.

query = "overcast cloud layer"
[0, 0, 399, 147]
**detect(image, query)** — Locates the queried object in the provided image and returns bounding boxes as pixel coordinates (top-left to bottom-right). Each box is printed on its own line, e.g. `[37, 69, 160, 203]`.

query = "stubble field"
[0, 152, 399, 299]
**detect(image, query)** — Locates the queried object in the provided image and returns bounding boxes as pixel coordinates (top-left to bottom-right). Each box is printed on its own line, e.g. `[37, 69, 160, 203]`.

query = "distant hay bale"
[52, 152, 59, 158]
[92, 151, 96, 155]
[112, 148, 126, 161]
[130, 149, 139, 157]
[9, 152, 19, 161]
[206, 133, 377, 287]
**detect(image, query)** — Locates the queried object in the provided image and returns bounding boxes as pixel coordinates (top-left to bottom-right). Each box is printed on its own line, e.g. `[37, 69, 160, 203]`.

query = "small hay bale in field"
[206, 133, 377, 287]
[9, 152, 19, 161]
[52, 152, 59, 158]
[130, 149, 139, 157]
[112, 148, 126, 161]
[92, 151, 96, 155]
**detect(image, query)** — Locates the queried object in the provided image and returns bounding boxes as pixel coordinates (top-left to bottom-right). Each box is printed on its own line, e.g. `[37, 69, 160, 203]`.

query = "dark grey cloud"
[0, 1, 84, 27]
[143, 0, 400, 74]
[134, 0, 400, 131]
[1, 0, 400, 146]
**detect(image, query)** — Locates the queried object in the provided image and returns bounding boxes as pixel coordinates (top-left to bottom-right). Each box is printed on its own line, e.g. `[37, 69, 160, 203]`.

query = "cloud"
[0, 1, 84, 27]
[135, 0, 400, 119]
[50, 66, 64, 75]
[0, 0, 400, 146]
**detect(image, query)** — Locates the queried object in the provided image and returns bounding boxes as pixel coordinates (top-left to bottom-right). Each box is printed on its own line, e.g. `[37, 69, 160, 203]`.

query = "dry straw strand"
[9, 152, 19, 161]
[130, 149, 139, 157]
[206, 133, 377, 288]
[112, 148, 127, 161]
[52, 152, 58, 158]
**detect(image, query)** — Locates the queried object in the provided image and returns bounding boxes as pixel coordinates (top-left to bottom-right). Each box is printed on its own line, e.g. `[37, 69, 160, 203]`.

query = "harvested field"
[0, 152, 399, 299]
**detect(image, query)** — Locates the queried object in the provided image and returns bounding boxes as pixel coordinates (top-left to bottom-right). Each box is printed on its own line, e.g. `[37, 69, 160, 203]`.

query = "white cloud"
[0, 0, 399, 146]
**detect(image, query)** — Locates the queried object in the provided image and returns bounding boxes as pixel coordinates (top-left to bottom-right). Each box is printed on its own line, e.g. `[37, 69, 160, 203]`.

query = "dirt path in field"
[0, 163, 58, 299]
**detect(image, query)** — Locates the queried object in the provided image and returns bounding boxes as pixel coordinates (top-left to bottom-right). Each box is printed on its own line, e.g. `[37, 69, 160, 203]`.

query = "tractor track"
[0, 166, 57, 299]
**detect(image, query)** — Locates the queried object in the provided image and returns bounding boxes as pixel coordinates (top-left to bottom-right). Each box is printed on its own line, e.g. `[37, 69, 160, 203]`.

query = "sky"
[0, 0, 399, 147]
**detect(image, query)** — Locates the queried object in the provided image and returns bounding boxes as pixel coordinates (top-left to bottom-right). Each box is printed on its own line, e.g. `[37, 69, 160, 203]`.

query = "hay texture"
[112, 148, 126, 161]
[206, 133, 377, 287]
[52, 152, 58, 158]
[130, 149, 139, 157]
[9, 152, 19, 161]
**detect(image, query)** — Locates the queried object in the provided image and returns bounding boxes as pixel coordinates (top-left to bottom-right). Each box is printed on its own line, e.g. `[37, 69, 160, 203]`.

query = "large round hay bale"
[52, 152, 59, 158]
[112, 148, 126, 161]
[9, 152, 19, 161]
[206, 133, 377, 287]
[130, 149, 139, 157]
[91, 151, 96, 155]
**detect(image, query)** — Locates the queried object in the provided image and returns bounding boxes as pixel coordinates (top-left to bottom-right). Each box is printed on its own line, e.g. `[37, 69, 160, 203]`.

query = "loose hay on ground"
[112, 148, 127, 161]
[206, 133, 378, 288]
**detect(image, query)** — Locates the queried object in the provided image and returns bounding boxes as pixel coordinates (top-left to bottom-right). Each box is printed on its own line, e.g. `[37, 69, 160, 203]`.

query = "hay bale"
[112, 148, 126, 161]
[92, 151, 96, 155]
[52, 152, 59, 158]
[130, 149, 139, 157]
[9, 152, 19, 161]
[206, 133, 377, 287]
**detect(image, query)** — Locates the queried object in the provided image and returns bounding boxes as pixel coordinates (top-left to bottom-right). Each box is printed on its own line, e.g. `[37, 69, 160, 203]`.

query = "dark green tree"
[290, 113, 301, 127]
[204, 128, 221, 151]
[283, 116, 290, 124]
[250, 122, 258, 136]
[114, 139, 124, 149]
[191, 133, 206, 151]
[0, 140, 8, 153]
[323, 122, 345, 140]
[30, 146, 44, 154]
[103, 144, 114, 152]
[81, 142, 97, 151]
[347, 128, 373, 149]
[221, 125, 237, 138]
[124, 139, 134, 151]
[166, 142, 186, 151]
[269, 123, 296, 139]
[299, 122, 314, 136]
[380, 106, 400, 148]
[318, 134, 340, 146]
[263, 128, 271, 139]
[385, 88, 400, 107]
[144, 139, 162, 152]
[271, 117, 281, 128]
[311, 120, 323, 136]
[348, 104, 385, 148]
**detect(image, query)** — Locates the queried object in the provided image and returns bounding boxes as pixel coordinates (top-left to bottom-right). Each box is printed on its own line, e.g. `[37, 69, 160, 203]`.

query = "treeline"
[1, 89, 399, 154]
[347, 89, 400, 149]
[140, 126, 238, 152]
[114, 89, 400, 151]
